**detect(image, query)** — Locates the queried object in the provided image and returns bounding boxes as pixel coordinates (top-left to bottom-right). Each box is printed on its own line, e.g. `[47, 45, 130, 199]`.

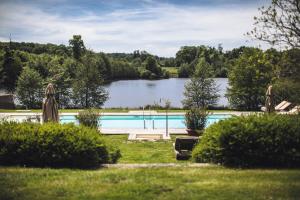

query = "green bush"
[141, 70, 151, 79]
[162, 69, 170, 78]
[76, 109, 99, 129]
[0, 121, 120, 168]
[149, 73, 157, 80]
[192, 114, 300, 167]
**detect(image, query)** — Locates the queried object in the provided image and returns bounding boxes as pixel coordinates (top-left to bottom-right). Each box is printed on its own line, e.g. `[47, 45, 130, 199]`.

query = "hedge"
[192, 114, 300, 167]
[0, 121, 121, 168]
[76, 109, 99, 129]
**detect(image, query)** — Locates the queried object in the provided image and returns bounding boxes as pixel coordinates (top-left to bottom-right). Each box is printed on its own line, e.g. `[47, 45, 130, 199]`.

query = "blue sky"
[0, 0, 271, 57]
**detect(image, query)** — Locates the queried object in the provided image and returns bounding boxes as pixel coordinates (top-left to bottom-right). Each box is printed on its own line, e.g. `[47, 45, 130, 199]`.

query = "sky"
[0, 0, 271, 57]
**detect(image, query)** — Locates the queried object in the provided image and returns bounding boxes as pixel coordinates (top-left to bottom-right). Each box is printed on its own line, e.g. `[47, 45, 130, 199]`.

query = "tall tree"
[111, 60, 139, 79]
[248, 0, 300, 48]
[72, 52, 108, 108]
[98, 53, 112, 80]
[69, 35, 85, 60]
[16, 67, 43, 109]
[226, 48, 273, 110]
[1, 46, 22, 92]
[175, 46, 198, 67]
[47, 57, 72, 108]
[272, 48, 300, 104]
[145, 56, 161, 76]
[182, 58, 219, 109]
[27, 54, 51, 79]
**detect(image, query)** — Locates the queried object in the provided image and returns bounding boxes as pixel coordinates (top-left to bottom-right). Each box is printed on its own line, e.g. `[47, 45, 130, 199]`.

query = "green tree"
[63, 57, 79, 79]
[175, 45, 228, 78]
[72, 52, 108, 108]
[69, 35, 85, 60]
[178, 63, 190, 78]
[16, 67, 43, 108]
[97, 53, 112, 80]
[1, 47, 22, 92]
[175, 46, 198, 67]
[182, 58, 219, 109]
[226, 48, 273, 110]
[27, 54, 51, 79]
[248, 0, 300, 48]
[145, 56, 159, 75]
[111, 60, 139, 79]
[277, 48, 300, 79]
[272, 48, 300, 104]
[47, 56, 72, 108]
[273, 79, 300, 104]
[132, 57, 142, 68]
[144, 56, 163, 78]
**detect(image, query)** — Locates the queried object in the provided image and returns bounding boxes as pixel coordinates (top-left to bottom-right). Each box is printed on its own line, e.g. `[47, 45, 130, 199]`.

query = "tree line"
[0, 36, 171, 108]
[0, 38, 299, 110]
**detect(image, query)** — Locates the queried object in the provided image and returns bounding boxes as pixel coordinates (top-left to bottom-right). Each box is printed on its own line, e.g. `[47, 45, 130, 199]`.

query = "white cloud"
[0, 2, 269, 56]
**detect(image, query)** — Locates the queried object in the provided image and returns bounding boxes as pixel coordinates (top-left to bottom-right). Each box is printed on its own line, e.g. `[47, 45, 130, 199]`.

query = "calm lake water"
[103, 78, 228, 108]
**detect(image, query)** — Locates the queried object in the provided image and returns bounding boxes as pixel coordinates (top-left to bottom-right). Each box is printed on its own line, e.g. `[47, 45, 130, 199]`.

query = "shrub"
[185, 107, 208, 132]
[162, 69, 170, 78]
[192, 114, 300, 167]
[0, 121, 120, 168]
[149, 73, 157, 80]
[76, 109, 99, 129]
[178, 63, 190, 78]
[141, 70, 151, 79]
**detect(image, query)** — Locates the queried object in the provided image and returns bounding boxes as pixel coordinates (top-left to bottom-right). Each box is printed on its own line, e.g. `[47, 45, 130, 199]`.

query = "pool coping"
[0, 111, 253, 116]
[0, 111, 254, 124]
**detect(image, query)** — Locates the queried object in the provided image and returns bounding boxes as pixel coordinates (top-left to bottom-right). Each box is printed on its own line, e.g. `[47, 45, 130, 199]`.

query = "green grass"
[1, 166, 300, 200]
[1, 134, 299, 199]
[104, 135, 187, 163]
[162, 67, 178, 77]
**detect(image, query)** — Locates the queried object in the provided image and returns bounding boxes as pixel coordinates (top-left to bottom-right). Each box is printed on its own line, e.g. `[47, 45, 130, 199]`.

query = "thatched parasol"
[265, 85, 275, 113]
[42, 83, 59, 123]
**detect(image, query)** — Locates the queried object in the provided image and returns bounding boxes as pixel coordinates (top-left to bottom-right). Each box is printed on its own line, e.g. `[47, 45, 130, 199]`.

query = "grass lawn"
[162, 67, 178, 77]
[104, 135, 188, 163]
[1, 166, 300, 200]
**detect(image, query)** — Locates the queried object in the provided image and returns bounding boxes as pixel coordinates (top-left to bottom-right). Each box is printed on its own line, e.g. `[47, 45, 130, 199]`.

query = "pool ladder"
[143, 119, 155, 129]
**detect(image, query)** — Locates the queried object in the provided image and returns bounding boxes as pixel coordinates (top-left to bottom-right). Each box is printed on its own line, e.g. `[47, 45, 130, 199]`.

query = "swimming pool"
[60, 114, 232, 129]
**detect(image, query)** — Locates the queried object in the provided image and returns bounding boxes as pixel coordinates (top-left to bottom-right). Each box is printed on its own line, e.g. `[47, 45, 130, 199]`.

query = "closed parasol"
[42, 83, 59, 122]
[265, 85, 275, 113]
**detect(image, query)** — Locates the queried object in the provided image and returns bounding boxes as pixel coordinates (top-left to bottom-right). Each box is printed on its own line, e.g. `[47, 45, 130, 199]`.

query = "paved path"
[102, 163, 213, 168]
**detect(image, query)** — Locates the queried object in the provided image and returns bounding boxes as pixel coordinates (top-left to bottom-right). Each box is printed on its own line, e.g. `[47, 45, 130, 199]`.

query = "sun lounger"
[261, 100, 290, 112]
[288, 106, 300, 114]
[275, 101, 287, 111]
[277, 101, 292, 111]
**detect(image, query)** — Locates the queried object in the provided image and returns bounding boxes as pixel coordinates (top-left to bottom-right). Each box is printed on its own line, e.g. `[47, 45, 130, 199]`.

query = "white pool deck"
[0, 110, 254, 140]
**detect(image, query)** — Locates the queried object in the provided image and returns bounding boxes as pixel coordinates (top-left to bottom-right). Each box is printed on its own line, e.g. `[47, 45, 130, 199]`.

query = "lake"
[103, 78, 228, 108]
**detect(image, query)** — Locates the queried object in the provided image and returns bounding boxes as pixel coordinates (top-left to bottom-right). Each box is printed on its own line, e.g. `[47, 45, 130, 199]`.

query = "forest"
[0, 36, 299, 110]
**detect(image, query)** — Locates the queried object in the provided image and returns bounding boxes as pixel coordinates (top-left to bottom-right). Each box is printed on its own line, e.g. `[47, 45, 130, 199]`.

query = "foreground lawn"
[104, 135, 187, 163]
[1, 166, 299, 200]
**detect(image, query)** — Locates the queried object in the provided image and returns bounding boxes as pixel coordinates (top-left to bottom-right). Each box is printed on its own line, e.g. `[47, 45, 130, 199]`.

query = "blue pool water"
[60, 114, 231, 129]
